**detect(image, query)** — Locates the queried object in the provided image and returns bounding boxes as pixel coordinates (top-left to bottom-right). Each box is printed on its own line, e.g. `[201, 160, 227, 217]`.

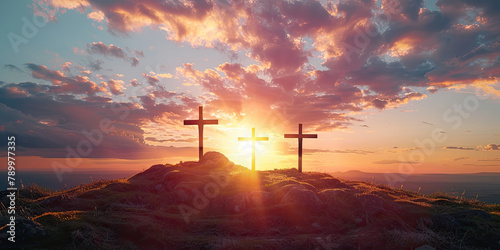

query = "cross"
[284, 124, 317, 173]
[183, 106, 218, 161]
[238, 128, 269, 171]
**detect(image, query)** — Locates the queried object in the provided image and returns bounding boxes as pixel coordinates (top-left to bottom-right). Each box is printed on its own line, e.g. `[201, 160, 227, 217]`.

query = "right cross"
[284, 123, 317, 173]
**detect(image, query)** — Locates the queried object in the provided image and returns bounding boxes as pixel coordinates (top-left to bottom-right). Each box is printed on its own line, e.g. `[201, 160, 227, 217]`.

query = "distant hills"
[333, 171, 500, 204]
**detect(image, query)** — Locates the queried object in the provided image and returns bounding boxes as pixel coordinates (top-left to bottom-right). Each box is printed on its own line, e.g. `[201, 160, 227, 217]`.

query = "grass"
[2, 153, 499, 249]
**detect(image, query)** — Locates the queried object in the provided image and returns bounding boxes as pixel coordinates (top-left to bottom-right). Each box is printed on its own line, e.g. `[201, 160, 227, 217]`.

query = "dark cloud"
[142, 73, 160, 86]
[26, 63, 106, 96]
[443, 146, 475, 150]
[0, 81, 192, 159]
[88, 58, 104, 71]
[4, 64, 26, 74]
[86, 42, 140, 67]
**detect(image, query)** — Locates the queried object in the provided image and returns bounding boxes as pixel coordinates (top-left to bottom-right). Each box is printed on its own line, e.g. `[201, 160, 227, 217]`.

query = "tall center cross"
[238, 128, 268, 171]
[184, 106, 218, 161]
[284, 123, 317, 173]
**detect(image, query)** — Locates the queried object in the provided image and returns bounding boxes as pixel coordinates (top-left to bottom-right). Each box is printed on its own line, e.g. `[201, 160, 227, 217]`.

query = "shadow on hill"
[1, 152, 499, 249]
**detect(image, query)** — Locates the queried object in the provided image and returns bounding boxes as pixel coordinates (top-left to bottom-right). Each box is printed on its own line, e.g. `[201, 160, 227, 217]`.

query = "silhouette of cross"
[284, 124, 317, 173]
[184, 106, 218, 161]
[238, 128, 269, 171]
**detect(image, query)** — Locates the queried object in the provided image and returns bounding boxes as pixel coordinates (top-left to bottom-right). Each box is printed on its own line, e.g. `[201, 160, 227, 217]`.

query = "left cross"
[184, 106, 218, 161]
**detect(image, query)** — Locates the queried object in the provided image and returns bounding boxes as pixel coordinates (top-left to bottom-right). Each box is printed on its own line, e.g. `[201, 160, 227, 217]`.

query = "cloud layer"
[3, 0, 498, 158]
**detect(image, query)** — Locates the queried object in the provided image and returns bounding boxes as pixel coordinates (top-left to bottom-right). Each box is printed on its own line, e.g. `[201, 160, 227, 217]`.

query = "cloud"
[39, 0, 500, 131]
[478, 158, 500, 162]
[145, 137, 198, 143]
[142, 73, 160, 86]
[454, 157, 469, 161]
[332, 149, 374, 155]
[477, 144, 499, 151]
[106, 79, 125, 95]
[443, 146, 475, 151]
[87, 11, 105, 22]
[372, 160, 420, 165]
[4, 64, 26, 74]
[88, 58, 104, 71]
[130, 79, 140, 86]
[86, 42, 140, 67]
[26, 63, 106, 96]
[0, 80, 194, 159]
[463, 164, 500, 167]
[388, 147, 423, 153]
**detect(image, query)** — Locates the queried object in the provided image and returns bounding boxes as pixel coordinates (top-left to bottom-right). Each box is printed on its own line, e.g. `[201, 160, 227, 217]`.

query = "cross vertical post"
[284, 123, 317, 172]
[183, 106, 218, 161]
[238, 128, 269, 171]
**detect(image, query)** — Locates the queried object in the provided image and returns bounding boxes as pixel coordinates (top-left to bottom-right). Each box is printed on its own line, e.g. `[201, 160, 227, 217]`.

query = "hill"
[1, 152, 499, 249]
[333, 171, 500, 204]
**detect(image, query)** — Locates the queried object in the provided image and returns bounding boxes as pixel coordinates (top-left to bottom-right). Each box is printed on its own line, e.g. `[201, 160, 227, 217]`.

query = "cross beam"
[184, 106, 218, 161]
[284, 124, 317, 172]
[238, 128, 268, 171]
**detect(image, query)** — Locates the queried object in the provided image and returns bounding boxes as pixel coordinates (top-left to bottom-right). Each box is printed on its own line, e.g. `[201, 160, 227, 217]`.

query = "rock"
[0, 218, 46, 242]
[357, 194, 385, 210]
[155, 184, 164, 193]
[105, 182, 133, 192]
[247, 191, 270, 206]
[456, 209, 491, 220]
[128, 164, 167, 181]
[280, 186, 323, 211]
[320, 177, 347, 188]
[225, 193, 248, 213]
[432, 214, 460, 229]
[174, 186, 194, 203]
[40, 194, 73, 207]
[271, 183, 317, 203]
[355, 217, 364, 225]
[200, 151, 232, 168]
[162, 170, 200, 189]
[318, 189, 350, 204]
[414, 245, 436, 250]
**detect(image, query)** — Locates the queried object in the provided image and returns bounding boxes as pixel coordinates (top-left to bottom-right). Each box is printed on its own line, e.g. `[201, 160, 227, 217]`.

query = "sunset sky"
[1, 0, 499, 176]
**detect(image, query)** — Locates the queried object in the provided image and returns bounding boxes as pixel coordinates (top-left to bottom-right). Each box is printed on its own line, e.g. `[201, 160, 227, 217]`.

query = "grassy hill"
[1, 152, 499, 249]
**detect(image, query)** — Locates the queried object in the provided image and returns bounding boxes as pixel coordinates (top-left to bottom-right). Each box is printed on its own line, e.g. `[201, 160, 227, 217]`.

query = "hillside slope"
[1, 152, 499, 249]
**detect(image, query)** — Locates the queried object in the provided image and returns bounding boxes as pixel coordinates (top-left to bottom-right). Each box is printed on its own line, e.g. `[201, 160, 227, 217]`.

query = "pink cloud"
[32, 0, 500, 131]
[142, 73, 160, 86]
[26, 63, 106, 96]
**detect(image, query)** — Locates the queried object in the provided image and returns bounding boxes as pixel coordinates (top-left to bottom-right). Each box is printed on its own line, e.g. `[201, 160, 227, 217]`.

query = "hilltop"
[1, 152, 499, 249]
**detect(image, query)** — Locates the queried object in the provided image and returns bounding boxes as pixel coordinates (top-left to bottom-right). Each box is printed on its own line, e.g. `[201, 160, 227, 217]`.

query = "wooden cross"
[183, 106, 218, 161]
[238, 128, 269, 171]
[284, 124, 317, 173]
